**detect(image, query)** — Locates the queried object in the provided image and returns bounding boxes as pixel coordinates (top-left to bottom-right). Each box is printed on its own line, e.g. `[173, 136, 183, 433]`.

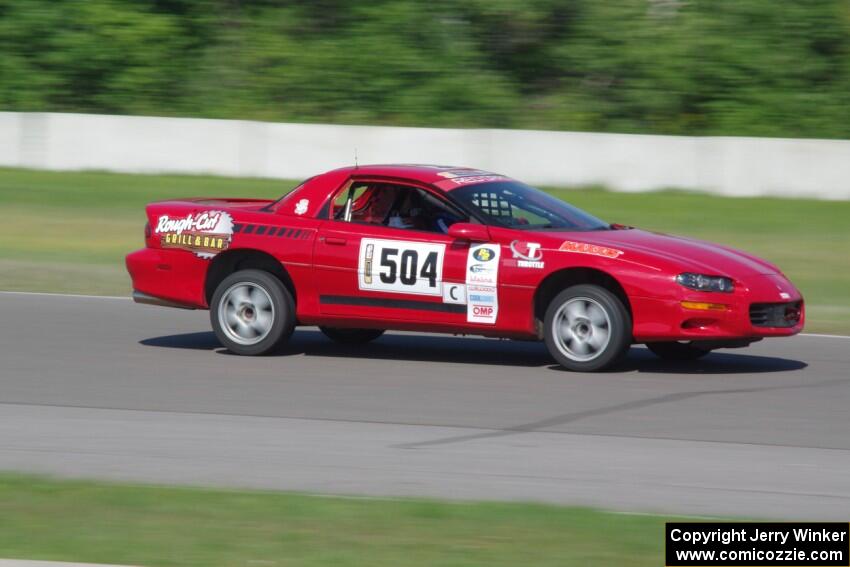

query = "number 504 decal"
[358, 238, 445, 296]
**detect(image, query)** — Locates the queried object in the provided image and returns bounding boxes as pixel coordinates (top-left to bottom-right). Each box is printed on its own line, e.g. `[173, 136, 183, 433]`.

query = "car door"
[314, 180, 471, 326]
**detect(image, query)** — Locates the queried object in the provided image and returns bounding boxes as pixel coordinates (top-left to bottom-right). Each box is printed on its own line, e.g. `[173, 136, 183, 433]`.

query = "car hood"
[537, 228, 780, 279]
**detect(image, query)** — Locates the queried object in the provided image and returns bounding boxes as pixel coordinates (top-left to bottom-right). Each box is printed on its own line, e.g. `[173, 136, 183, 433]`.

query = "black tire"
[543, 284, 632, 372]
[646, 341, 710, 361]
[210, 269, 295, 355]
[319, 327, 385, 344]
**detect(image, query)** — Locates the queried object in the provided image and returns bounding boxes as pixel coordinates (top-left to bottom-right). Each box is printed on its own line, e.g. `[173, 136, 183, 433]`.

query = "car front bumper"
[631, 273, 804, 342]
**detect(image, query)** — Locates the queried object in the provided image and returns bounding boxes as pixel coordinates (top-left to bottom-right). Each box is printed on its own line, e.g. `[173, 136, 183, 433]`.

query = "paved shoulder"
[1, 292, 848, 519]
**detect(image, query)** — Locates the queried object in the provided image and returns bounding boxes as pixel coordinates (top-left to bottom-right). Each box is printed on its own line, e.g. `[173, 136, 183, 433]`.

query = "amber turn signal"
[681, 301, 728, 311]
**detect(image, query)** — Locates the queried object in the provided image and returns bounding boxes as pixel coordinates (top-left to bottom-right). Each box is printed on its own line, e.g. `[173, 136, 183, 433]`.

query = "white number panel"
[358, 238, 446, 296]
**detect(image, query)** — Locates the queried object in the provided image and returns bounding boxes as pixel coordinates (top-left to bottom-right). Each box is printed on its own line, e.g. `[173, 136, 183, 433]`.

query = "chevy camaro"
[126, 165, 804, 371]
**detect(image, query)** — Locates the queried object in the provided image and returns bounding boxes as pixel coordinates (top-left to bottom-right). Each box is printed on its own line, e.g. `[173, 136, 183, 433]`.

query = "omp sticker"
[469, 301, 497, 322]
[466, 244, 500, 324]
[442, 283, 467, 305]
[510, 240, 544, 269]
[358, 238, 445, 296]
[559, 240, 623, 259]
[155, 211, 233, 259]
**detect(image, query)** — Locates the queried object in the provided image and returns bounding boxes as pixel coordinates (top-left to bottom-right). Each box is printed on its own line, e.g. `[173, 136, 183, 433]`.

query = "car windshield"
[450, 181, 609, 231]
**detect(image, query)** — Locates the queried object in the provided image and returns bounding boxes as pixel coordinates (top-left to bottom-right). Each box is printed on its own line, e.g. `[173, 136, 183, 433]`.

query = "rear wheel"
[543, 284, 631, 372]
[646, 341, 710, 361]
[319, 327, 385, 345]
[210, 269, 295, 355]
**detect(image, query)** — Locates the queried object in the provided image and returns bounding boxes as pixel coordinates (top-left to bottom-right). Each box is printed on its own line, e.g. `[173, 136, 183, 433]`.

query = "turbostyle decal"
[433, 169, 508, 190]
[465, 244, 500, 324]
[559, 240, 623, 259]
[436, 169, 499, 180]
[510, 240, 544, 269]
[155, 211, 233, 258]
[449, 175, 506, 186]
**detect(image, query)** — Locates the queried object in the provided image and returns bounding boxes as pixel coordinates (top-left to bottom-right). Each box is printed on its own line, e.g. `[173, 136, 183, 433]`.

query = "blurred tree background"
[1, 0, 850, 137]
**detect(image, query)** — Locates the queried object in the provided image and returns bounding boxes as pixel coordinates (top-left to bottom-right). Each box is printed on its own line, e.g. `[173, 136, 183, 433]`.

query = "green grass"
[0, 167, 847, 333]
[0, 474, 672, 567]
[0, 168, 289, 295]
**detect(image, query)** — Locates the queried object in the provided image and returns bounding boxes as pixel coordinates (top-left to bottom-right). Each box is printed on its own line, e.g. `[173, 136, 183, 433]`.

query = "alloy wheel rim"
[218, 282, 275, 345]
[552, 297, 612, 362]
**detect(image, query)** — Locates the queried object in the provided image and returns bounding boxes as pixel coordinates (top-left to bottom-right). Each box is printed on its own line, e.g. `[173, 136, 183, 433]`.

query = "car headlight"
[676, 273, 734, 293]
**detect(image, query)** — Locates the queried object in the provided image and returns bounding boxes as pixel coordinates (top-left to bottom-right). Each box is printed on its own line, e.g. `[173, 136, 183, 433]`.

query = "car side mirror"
[448, 222, 490, 242]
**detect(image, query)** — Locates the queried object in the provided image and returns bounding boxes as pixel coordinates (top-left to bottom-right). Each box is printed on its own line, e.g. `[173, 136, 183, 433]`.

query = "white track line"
[0, 290, 848, 339]
[800, 332, 850, 339]
[0, 290, 128, 300]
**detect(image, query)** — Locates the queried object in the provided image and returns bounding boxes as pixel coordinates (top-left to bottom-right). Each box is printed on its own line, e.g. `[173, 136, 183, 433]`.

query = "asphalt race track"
[1, 291, 849, 519]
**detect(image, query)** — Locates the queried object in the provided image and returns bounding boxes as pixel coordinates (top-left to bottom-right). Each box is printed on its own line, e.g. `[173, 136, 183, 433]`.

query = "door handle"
[322, 237, 347, 246]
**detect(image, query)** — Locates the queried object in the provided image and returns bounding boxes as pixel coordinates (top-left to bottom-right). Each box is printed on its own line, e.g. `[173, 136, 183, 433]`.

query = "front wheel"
[543, 284, 632, 372]
[319, 327, 385, 345]
[210, 269, 295, 355]
[646, 341, 710, 361]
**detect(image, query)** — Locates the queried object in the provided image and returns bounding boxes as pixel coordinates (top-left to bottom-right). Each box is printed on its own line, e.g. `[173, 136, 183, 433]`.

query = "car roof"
[327, 164, 507, 188]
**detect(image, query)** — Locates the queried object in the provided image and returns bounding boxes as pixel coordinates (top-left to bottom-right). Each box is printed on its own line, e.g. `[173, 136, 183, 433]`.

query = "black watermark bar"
[666, 523, 849, 566]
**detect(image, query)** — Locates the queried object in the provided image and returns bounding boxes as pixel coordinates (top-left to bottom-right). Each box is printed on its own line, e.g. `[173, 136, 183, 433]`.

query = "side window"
[335, 182, 467, 234]
[390, 187, 469, 234]
[332, 183, 370, 220]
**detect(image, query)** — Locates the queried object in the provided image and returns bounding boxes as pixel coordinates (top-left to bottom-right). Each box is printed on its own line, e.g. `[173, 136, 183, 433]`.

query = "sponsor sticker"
[559, 240, 623, 259]
[510, 240, 545, 269]
[155, 210, 233, 259]
[466, 244, 500, 324]
[470, 303, 496, 321]
[294, 198, 309, 215]
[472, 247, 496, 262]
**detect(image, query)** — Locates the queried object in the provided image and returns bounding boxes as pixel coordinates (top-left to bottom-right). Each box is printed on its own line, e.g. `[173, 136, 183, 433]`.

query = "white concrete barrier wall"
[1, 111, 849, 199]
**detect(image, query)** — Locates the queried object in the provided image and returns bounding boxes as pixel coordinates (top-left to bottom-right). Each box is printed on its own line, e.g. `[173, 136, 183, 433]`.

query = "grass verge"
[0, 474, 672, 567]
[0, 167, 847, 333]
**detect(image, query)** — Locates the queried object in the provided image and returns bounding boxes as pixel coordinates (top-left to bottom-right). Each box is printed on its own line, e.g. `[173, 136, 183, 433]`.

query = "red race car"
[126, 165, 803, 371]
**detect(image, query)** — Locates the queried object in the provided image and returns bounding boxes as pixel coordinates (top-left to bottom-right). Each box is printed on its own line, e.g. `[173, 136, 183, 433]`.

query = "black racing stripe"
[242, 224, 255, 235]
[232, 223, 243, 234]
[255, 225, 267, 235]
[320, 295, 466, 314]
[277, 227, 289, 237]
[285, 229, 294, 238]
[292, 229, 302, 239]
[300, 230, 312, 239]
